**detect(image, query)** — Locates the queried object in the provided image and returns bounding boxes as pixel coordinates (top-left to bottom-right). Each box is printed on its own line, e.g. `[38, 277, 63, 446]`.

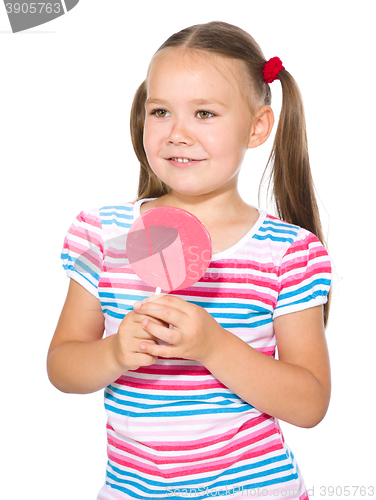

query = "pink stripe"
[105, 247, 128, 258]
[281, 255, 330, 275]
[102, 264, 133, 273]
[64, 241, 102, 268]
[199, 273, 279, 291]
[176, 287, 276, 305]
[115, 375, 227, 390]
[69, 225, 101, 245]
[98, 279, 278, 307]
[135, 365, 211, 376]
[99, 279, 156, 292]
[132, 349, 274, 377]
[76, 210, 101, 228]
[99, 278, 277, 301]
[279, 264, 331, 290]
[207, 259, 276, 270]
[108, 429, 281, 477]
[107, 426, 281, 464]
[107, 414, 274, 451]
[283, 232, 319, 254]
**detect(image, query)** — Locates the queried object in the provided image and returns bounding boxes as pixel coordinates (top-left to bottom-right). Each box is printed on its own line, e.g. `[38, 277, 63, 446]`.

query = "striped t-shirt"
[61, 198, 331, 500]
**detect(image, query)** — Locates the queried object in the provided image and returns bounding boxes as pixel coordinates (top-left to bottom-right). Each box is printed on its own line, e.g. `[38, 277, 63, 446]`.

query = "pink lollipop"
[126, 206, 212, 292]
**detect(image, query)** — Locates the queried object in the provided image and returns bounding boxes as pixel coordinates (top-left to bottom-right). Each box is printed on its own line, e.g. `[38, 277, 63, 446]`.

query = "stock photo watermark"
[3, 0, 79, 32]
[166, 485, 375, 497]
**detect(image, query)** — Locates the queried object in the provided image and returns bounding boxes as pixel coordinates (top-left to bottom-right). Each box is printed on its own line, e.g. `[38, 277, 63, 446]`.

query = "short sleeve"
[60, 209, 103, 298]
[273, 228, 331, 319]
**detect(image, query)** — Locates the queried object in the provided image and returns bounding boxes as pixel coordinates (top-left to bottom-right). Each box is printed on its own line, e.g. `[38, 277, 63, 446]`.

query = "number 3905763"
[320, 486, 374, 496]
[5, 3, 62, 14]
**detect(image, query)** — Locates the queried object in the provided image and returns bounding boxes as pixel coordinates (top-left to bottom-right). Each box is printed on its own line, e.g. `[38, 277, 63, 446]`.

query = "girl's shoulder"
[257, 211, 322, 248]
[256, 211, 330, 269]
[72, 201, 139, 235]
[98, 201, 137, 231]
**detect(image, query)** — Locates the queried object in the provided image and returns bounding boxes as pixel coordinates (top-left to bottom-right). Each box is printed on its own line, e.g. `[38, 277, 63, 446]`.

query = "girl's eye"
[152, 109, 170, 118]
[197, 110, 214, 119]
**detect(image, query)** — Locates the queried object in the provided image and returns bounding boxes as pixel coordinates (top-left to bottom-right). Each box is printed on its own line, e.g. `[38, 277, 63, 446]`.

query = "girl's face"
[143, 48, 255, 199]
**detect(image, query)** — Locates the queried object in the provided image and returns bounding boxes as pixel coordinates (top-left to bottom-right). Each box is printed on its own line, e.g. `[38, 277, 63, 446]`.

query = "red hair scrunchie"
[263, 57, 285, 84]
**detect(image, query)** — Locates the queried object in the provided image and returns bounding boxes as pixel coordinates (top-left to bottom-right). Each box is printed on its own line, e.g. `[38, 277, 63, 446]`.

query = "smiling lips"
[170, 157, 194, 163]
[167, 157, 203, 166]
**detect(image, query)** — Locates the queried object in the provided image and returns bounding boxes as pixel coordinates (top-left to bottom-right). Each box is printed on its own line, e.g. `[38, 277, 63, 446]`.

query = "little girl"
[48, 21, 331, 500]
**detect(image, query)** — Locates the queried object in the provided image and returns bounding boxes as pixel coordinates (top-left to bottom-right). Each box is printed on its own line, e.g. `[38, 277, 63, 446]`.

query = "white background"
[1, 1, 375, 499]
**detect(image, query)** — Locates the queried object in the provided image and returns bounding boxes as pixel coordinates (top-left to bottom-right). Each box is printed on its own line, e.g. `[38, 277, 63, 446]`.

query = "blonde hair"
[130, 21, 330, 325]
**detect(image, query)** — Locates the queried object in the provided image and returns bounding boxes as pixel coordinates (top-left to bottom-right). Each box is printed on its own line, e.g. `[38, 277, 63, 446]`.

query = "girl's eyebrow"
[191, 98, 226, 107]
[145, 97, 226, 107]
[145, 98, 167, 106]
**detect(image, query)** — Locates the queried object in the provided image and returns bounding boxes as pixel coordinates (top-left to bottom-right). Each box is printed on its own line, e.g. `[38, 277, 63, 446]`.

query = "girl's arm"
[202, 305, 331, 428]
[135, 296, 330, 428]
[47, 279, 122, 394]
[47, 279, 163, 394]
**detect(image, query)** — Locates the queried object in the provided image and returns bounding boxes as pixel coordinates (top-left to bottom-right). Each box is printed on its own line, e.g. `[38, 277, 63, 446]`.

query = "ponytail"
[261, 69, 331, 325]
[130, 80, 170, 200]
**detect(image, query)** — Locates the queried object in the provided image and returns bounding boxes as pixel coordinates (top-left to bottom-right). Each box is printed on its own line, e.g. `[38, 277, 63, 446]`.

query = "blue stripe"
[100, 302, 273, 325]
[194, 300, 271, 313]
[276, 289, 329, 311]
[99, 291, 152, 302]
[99, 293, 272, 314]
[107, 385, 242, 402]
[100, 305, 270, 321]
[101, 308, 126, 320]
[259, 225, 298, 237]
[253, 233, 295, 244]
[100, 204, 134, 211]
[100, 301, 132, 311]
[62, 262, 99, 286]
[106, 473, 298, 500]
[104, 402, 252, 418]
[210, 310, 269, 320]
[61, 252, 100, 278]
[101, 218, 132, 228]
[105, 454, 295, 498]
[99, 210, 133, 220]
[105, 392, 241, 410]
[278, 278, 331, 302]
[107, 452, 288, 487]
[219, 317, 272, 329]
[263, 218, 299, 230]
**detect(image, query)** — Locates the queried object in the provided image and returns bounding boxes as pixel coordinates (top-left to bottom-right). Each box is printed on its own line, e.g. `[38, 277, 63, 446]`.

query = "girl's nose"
[166, 120, 194, 146]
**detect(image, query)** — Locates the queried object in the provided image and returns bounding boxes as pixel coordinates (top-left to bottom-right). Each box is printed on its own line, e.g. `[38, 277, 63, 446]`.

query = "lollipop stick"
[159, 251, 173, 291]
[155, 287, 162, 295]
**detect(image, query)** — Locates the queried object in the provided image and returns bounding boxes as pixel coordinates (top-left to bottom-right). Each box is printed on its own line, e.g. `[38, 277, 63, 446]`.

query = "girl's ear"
[247, 105, 274, 149]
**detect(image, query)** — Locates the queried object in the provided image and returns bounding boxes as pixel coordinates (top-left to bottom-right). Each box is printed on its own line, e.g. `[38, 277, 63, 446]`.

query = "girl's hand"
[133, 295, 224, 364]
[112, 310, 169, 371]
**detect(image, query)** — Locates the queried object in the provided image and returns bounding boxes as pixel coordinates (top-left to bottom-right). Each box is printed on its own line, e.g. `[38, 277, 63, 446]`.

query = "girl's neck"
[140, 191, 254, 227]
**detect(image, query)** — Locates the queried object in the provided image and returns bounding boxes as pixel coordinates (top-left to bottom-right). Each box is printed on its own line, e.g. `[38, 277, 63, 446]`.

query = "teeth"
[171, 157, 193, 162]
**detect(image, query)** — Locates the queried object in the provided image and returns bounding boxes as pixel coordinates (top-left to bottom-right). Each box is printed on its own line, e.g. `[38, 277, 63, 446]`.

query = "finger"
[134, 347, 158, 366]
[134, 301, 183, 328]
[141, 318, 179, 345]
[133, 328, 162, 344]
[138, 338, 178, 359]
[147, 316, 170, 328]
[131, 311, 169, 329]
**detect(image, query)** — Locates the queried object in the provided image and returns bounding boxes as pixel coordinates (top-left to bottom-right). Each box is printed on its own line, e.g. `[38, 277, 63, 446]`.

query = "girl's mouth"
[167, 157, 203, 167]
[170, 157, 194, 162]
